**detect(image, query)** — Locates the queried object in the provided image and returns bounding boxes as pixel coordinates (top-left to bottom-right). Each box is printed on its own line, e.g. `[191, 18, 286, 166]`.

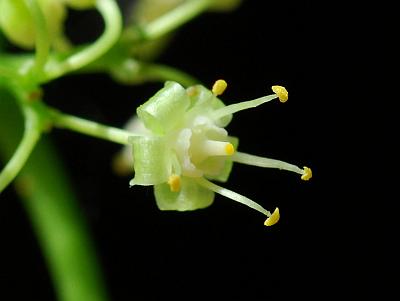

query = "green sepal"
[129, 135, 171, 186]
[154, 177, 214, 211]
[187, 84, 232, 127]
[137, 81, 190, 134]
[203, 136, 239, 182]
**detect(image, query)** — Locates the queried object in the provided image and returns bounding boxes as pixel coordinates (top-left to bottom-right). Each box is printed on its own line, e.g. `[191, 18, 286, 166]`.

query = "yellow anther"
[301, 166, 312, 181]
[264, 207, 280, 226]
[168, 174, 181, 192]
[212, 79, 228, 96]
[225, 143, 235, 155]
[271, 85, 288, 103]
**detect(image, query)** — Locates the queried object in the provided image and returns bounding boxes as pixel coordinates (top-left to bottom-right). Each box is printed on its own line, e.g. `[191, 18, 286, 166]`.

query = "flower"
[128, 80, 311, 226]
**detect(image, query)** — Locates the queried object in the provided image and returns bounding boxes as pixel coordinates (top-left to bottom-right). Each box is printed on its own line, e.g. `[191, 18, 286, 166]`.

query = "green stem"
[0, 106, 41, 192]
[126, 0, 212, 41]
[76, 52, 199, 86]
[19, 139, 109, 301]
[136, 62, 199, 86]
[50, 109, 135, 145]
[43, 0, 122, 81]
[0, 65, 20, 80]
[25, 0, 50, 77]
[0, 89, 109, 301]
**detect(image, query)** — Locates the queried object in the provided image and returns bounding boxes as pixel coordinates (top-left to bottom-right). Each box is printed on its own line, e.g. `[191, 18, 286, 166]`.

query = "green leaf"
[154, 176, 214, 211]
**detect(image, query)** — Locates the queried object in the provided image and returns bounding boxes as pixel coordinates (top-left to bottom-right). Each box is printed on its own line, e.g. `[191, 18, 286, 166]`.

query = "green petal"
[129, 136, 171, 186]
[187, 85, 232, 127]
[137, 81, 190, 134]
[203, 136, 239, 182]
[154, 177, 214, 211]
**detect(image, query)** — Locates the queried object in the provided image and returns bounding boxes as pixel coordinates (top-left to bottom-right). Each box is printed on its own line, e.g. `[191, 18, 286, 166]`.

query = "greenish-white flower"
[128, 80, 311, 226]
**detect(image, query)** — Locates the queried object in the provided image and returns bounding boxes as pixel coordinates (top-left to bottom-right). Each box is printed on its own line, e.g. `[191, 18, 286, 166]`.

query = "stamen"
[271, 85, 288, 103]
[195, 177, 272, 217]
[264, 207, 280, 226]
[201, 140, 235, 157]
[211, 94, 278, 120]
[212, 79, 228, 96]
[301, 166, 312, 181]
[168, 174, 181, 192]
[232, 151, 304, 175]
[225, 143, 235, 155]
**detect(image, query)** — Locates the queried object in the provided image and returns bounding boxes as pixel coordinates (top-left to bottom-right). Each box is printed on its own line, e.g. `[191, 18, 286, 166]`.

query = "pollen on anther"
[301, 166, 312, 181]
[264, 207, 280, 226]
[212, 79, 228, 96]
[168, 174, 181, 192]
[225, 143, 235, 155]
[271, 85, 288, 103]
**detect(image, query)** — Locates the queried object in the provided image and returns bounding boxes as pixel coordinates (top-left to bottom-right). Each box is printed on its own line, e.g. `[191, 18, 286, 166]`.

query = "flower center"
[172, 115, 234, 177]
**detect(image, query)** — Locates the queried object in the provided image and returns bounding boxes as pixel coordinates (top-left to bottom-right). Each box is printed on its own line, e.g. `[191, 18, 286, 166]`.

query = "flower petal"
[187, 85, 232, 127]
[137, 81, 190, 134]
[129, 136, 172, 186]
[154, 177, 214, 211]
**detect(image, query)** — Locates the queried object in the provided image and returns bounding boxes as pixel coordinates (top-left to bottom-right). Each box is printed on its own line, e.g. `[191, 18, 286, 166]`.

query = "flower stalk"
[49, 109, 133, 145]
[0, 106, 41, 192]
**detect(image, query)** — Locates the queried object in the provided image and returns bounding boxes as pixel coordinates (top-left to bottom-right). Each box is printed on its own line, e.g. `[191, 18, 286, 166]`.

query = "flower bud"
[0, 0, 66, 49]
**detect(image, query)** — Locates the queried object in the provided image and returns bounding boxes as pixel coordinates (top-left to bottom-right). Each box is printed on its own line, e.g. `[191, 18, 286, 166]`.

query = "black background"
[1, 1, 355, 300]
